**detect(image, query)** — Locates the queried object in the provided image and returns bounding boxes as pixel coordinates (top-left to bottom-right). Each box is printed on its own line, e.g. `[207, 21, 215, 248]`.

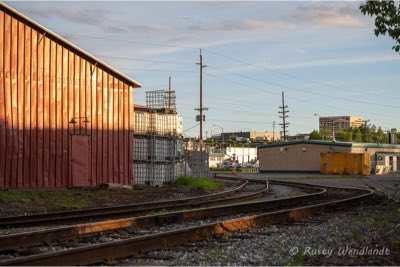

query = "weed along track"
[0, 177, 376, 266]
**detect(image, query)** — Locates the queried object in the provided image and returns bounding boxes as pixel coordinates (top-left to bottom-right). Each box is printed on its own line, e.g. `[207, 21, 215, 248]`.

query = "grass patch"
[291, 247, 305, 266]
[47, 198, 88, 209]
[0, 191, 44, 202]
[271, 175, 368, 180]
[133, 184, 154, 190]
[175, 176, 223, 191]
[352, 229, 362, 241]
[146, 208, 168, 216]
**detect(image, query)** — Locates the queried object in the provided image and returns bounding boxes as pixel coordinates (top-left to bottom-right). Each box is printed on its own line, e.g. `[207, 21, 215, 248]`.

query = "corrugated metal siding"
[0, 8, 135, 189]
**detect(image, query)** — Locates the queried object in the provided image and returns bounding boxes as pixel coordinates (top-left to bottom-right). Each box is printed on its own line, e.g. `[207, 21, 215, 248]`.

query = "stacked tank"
[133, 90, 184, 186]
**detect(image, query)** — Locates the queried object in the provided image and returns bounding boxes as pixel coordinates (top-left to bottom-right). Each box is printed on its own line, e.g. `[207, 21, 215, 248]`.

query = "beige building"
[258, 140, 400, 173]
[319, 116, 363, 139]
[221, 131, 281, 142]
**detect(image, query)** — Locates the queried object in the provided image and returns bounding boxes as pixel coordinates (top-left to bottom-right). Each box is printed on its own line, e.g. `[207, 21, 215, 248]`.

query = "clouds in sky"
[20, 2, 368, 38]
[294, 5, 366, 29]
[7, 1, 399, 134]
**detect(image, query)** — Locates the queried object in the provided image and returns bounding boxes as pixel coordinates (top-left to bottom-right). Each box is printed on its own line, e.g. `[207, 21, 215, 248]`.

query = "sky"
[7, 1, 400, 138]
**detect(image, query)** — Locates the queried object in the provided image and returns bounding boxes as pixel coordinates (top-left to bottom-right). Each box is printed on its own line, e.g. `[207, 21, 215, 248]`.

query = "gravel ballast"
[123, 201, 400, 266]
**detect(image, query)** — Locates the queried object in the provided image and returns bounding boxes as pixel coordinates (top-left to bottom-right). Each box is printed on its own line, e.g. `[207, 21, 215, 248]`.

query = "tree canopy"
[309, 125, 397, 144]
[360, 0, 400, 53]
[309, 130, 322, 140]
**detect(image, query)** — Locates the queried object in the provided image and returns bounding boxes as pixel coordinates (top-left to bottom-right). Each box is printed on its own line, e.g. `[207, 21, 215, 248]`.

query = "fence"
[183, 140, 211, 178]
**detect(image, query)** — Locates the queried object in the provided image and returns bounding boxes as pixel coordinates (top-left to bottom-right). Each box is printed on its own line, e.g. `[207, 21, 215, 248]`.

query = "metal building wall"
[0, 6, 136, 189]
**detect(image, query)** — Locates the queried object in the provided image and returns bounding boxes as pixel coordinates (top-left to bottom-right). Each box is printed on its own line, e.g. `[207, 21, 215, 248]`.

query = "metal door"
[71, 135, 90, 187]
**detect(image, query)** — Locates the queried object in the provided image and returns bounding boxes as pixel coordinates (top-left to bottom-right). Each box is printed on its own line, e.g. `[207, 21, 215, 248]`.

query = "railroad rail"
[0, 178, 269, 228]
[0, 178, 374, 266]
[0, 180, 318, 254]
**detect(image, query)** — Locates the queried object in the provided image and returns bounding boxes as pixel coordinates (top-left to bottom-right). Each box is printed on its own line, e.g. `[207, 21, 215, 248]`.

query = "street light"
[213, 124, 224, 147]
[332, 118, 347, 142]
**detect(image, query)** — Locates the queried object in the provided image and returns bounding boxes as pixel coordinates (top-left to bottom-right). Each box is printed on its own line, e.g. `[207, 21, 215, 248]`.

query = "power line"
[203, 48, 400, 102]
[206, 65, 400, 109]
[184, 123, 200, 133]
[204, 71, 399, 120]
[94, 54, 193, 66]
[61, 32, 399, 109]
[119, 67, 195, 73]
[60, 33, 198, 50]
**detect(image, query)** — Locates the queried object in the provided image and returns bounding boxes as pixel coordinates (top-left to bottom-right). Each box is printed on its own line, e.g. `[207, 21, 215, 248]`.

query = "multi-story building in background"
[287, 133, 310, 141]
[319, 116, 364, 139]
[220, 131, 281, 142]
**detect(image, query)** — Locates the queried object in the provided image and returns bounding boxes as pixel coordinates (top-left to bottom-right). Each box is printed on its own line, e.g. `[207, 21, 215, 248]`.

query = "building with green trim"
[258, 140, 400, 174]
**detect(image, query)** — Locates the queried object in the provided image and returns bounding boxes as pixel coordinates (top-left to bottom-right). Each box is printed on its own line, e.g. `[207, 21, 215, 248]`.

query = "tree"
[353, 128, 363, 142]
[336, 129, 353, 142]
[374, 126, 388, 143]
[309, 130, 322, 140]
[320, 126, 330, 140]
[360, 1, 400, 53]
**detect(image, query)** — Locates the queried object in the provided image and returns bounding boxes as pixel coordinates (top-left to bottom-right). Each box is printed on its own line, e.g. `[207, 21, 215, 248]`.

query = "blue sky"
[8, 1, 400, 138]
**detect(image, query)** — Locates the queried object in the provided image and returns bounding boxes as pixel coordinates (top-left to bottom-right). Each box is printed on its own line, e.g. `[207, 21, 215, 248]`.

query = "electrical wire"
[203, 48, 400, 101]
[184, 123, 200, 132]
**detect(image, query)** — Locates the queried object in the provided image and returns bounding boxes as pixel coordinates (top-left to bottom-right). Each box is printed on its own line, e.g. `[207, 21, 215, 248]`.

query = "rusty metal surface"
[0, 6, 136, 189]
[0, 185, 374, 266]
[70, 135, 90, 187]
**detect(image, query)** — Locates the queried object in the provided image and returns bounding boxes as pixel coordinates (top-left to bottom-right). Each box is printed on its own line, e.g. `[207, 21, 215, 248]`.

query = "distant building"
[319, 116, 363, 139]
[258, 140, 400, 174]
[287, 133, 310, 141]
[220, 131, 281, 142]
[209, 146, 258, 168]
[225, 147, 258, 166]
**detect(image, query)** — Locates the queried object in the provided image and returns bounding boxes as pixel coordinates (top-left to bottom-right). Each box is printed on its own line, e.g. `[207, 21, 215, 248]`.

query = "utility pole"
[195, 49, 207, 141]
[278, 91, 289, 142]
[272, 121, 276, 142]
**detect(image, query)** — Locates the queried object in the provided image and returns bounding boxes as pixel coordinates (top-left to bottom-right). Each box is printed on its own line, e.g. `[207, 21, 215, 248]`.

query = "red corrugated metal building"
[0, 3, 142, 189]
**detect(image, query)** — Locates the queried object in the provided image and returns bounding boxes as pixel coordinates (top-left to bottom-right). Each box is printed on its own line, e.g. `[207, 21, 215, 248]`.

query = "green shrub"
[175, 176, 223, 191]
[0, 191, 44, 202]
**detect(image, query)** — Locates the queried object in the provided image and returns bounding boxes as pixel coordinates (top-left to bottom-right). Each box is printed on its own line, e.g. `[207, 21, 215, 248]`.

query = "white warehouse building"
[209, 146, 258, 168]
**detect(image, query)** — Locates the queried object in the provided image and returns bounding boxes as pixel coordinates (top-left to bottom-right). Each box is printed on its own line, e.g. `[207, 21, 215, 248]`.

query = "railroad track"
[0, 178, 269, 228]
[0, 177, 374, 266]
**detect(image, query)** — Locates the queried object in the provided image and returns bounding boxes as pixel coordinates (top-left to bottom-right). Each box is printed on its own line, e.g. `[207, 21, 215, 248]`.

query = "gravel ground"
[240, 173, 400, 198]
[123, 200, 400, 266]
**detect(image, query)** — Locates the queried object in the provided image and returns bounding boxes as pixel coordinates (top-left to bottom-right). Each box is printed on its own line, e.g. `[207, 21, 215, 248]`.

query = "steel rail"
[0, 179, 254, 227]
[0, 181, 323, 254]
[217, 175, 373, 194]
[0, 184, 373, 266]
